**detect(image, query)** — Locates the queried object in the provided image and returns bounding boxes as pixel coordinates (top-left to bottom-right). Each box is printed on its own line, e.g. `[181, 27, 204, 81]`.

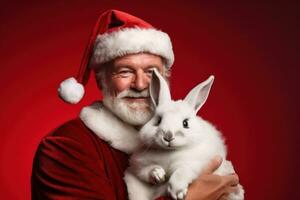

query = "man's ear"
[94, 63, 110, 91]
[184, 75, 214, 113]
[150, 68, 171, 107]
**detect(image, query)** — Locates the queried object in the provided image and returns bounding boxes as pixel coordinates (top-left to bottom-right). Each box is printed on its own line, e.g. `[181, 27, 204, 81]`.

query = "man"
[31, 9, 239, 200]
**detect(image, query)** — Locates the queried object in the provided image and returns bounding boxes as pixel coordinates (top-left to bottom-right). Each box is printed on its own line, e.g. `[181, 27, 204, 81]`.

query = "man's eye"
[118, 70, 132, 77]
[145, 69, 154, 76]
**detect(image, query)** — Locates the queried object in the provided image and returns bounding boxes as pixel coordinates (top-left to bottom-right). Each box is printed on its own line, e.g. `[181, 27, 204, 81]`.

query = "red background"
[0, 1, 299, 199]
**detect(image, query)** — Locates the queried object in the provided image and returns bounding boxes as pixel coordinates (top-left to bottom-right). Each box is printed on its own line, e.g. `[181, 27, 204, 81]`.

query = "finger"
[223, 174, 239, 186]
[226, 185, 239, 194]
[202, 155, 223, 174]
[218, 194, 229, 200]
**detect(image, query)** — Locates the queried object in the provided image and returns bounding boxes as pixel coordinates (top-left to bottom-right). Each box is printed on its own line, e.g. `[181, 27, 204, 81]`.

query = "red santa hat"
[58, 9, 174, 104]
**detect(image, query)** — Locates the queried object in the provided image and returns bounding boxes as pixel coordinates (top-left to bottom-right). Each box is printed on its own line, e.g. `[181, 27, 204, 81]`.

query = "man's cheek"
[112, 80, 131, 94]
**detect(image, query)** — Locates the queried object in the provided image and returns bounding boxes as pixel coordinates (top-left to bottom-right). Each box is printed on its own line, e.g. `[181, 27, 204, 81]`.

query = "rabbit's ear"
[184, 75, 214, 113]
[150, 68, 171, 107]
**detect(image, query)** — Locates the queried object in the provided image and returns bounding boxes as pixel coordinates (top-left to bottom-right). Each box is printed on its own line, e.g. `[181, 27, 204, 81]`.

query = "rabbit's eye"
[155, 116, 162, 126]
[183, 119, 189, 128]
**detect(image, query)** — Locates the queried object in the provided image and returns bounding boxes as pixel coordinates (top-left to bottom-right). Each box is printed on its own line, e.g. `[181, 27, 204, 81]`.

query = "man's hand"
[185, 156, 239, 200]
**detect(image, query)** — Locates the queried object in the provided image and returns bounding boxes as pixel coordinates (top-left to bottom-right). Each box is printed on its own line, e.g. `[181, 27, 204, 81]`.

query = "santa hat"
[58, 9, 174, 104]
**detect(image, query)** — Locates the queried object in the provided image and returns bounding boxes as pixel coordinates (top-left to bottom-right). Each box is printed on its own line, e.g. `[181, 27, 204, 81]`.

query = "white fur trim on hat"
[58, 77, 85, 104]
[92, 28, 174, 68]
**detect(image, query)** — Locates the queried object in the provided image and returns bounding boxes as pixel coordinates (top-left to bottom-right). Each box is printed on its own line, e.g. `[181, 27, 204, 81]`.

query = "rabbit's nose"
[163, 131, 174, 142]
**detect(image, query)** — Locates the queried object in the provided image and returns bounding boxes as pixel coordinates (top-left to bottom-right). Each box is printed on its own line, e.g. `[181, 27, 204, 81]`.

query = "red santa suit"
[31, 102, 170, 199]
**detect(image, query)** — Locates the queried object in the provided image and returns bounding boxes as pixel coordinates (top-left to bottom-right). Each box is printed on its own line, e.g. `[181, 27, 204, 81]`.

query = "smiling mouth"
[124, 97, 149, 102]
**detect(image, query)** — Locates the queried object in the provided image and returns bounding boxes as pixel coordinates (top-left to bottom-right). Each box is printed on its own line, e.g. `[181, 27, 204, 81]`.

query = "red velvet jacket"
[31, 102, 169, 200]
[32, 118, 128, 199]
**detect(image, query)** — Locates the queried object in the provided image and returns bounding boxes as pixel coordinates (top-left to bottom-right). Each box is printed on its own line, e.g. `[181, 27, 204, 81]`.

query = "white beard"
[103, 89, 154, 126]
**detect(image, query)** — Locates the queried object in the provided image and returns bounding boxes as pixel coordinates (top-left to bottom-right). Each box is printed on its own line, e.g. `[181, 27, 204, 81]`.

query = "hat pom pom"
[58, 77, 85, 104]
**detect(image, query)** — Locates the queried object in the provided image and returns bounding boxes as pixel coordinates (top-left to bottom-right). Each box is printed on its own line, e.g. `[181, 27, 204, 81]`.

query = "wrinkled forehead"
[155, 100, 194, 117]
[93, 53, 165, 72]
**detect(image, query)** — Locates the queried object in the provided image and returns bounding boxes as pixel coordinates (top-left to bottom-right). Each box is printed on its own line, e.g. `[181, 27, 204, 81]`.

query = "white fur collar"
[79, 101, 140, 154]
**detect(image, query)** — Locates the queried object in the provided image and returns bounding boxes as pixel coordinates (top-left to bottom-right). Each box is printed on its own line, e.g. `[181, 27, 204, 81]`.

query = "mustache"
[117, 89, 150, 98]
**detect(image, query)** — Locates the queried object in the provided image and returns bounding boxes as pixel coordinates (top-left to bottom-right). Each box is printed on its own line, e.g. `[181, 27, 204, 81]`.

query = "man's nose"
[131, 71, 150, 91]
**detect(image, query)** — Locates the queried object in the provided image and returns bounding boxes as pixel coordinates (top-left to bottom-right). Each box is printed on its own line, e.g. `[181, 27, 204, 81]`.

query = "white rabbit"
[124, 69, 244, 200]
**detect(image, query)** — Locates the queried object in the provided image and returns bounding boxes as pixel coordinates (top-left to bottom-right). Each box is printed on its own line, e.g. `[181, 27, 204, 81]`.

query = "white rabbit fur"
[124, 69, 244, 200]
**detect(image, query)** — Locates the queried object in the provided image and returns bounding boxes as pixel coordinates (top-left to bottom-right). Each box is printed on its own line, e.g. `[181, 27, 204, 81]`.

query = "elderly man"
[31, 9, 239, 200]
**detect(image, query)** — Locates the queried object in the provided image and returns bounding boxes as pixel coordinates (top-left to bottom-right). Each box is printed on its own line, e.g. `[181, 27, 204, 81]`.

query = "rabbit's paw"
[149, 166, 166, 184]
[167, 182, 188, 200]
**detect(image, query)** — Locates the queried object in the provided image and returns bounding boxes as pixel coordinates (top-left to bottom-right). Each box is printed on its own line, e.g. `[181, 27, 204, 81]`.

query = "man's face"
[100, 53, 165, 126]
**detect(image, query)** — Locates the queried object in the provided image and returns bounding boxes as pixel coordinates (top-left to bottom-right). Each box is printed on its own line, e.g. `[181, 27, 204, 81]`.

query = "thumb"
[202, 155, 223, 175]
